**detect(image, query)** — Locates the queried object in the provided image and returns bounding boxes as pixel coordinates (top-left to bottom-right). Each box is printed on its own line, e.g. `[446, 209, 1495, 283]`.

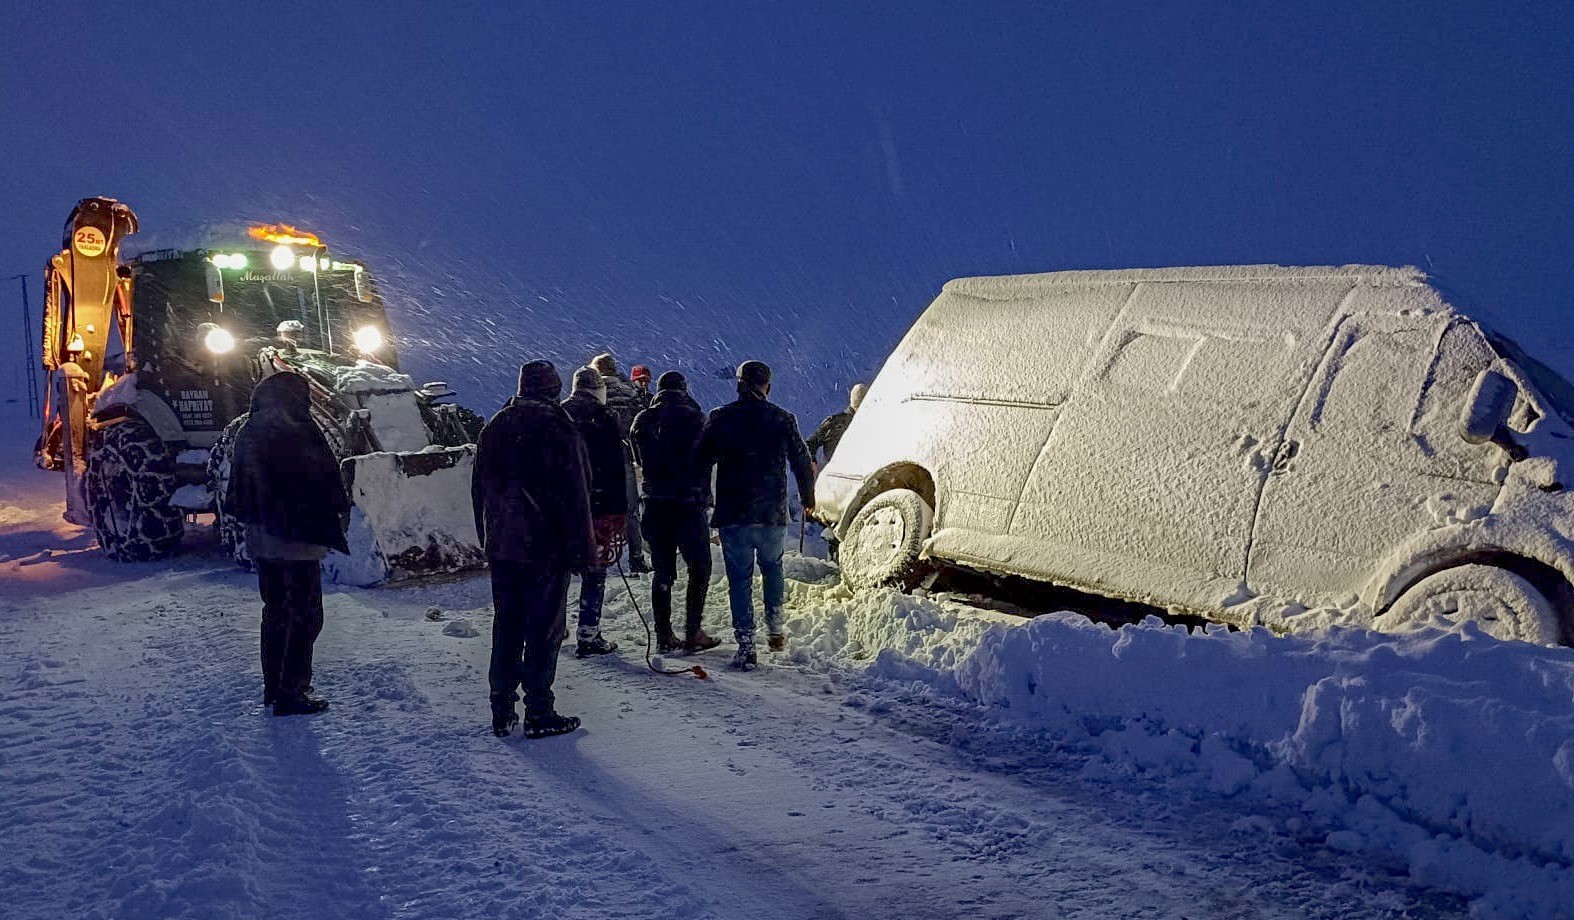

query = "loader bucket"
[324, 446, 485, 586]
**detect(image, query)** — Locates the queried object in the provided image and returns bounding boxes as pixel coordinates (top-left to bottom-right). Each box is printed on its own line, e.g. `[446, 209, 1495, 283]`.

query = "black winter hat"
[517, 360, 562, 399]
[736, 360, 771, 388]
[656, 370, 687, 391]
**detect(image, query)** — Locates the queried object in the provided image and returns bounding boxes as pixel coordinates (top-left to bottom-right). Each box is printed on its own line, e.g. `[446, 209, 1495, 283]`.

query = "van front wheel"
[1379, 564, 1563, 646]
[839, 488, 933, 592]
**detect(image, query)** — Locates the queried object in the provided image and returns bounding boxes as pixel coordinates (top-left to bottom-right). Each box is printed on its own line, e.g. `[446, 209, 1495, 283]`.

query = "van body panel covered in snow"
[818, 264, 1574, 636]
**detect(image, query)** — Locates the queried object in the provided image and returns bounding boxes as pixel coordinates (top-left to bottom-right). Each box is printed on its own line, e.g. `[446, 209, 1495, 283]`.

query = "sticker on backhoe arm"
[73, 227, 107, 257]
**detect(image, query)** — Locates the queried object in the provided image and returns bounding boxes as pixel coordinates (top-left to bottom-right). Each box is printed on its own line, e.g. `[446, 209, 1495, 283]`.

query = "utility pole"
[8, 273, 40, 418]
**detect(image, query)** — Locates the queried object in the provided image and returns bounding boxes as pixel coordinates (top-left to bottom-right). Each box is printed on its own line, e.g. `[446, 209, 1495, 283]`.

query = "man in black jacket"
[591, 353, 651, 573]
[562, 365, 627, 657]
[228, 371, 350, 716]
[806, 383, 868, 466]
[630, 371, 721, 654]
[697, 361, 816, 670]
[473, 360, 597, 738]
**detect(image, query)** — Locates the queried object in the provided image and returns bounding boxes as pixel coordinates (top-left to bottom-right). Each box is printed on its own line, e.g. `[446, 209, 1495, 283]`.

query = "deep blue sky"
[3, 1, 1570, 417]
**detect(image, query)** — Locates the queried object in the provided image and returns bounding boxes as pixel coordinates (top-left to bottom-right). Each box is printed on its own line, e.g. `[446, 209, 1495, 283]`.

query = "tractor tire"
[838, 488, 934, 592]
[85, 417, 183, 562]
[208, 416, 252, 570]
[1378, 563, 1563, 646]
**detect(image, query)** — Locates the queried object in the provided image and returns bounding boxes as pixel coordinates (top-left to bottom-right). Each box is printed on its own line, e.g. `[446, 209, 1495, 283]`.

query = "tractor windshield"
[218, 268, 368, 354]
[132, 252, 396, 369]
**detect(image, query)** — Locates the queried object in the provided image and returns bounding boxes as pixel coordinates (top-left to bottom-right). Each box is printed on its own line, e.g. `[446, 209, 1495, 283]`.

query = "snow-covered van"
[815, 265, 1574, 645]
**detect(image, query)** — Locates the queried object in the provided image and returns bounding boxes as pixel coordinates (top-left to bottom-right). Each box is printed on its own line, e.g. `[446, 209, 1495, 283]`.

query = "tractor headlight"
[269, 245, 295, 270]
[201, 324, 236, 355]
[353, 325, 384, 354]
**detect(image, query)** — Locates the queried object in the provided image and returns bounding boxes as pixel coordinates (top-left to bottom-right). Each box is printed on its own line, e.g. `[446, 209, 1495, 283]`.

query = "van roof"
[943, 264, 1429, 299]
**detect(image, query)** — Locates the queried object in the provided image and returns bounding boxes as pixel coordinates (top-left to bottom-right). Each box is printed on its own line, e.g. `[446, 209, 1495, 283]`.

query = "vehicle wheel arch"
[835, 461, 937, 541]
[1376, 547, 1574, 645]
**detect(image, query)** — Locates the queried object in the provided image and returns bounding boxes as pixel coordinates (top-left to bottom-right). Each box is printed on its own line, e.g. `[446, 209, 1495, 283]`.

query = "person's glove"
[593, 514, 627, 567]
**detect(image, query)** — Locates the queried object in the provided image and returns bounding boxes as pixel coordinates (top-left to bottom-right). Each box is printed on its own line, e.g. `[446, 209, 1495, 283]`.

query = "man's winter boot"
[768, 632, 787, 652]
[492, 707, 519, 737]
[523, 712, 582, 739]
[683, 629, 722, 654]
[731, 630, 758, 671]
[655, 609, 679, 654]
[576, 634, 619, 657]
[628, 556, 652, 575]
[273, 693, 329, 717]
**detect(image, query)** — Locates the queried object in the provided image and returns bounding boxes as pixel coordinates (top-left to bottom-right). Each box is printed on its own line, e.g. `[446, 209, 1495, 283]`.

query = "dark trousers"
[577, 567, 607, 639]
[257, 559, 325, 700]
[643, 500, 713, 638]
[489, 563, 570, 716]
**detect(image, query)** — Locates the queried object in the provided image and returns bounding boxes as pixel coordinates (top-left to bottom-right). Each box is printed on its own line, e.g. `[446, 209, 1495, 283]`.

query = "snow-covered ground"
[2, 412, 1571, 919]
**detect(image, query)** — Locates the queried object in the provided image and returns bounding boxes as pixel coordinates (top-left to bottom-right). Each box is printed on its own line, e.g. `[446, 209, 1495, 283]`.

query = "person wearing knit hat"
[562, 365, 626, 657]
[695, 360, 816, 670]
[474, 360, 595, 738]
[806, 382, 869, 467]
[589, 352, 652, 573]
[629, 369, 721, 654]
[630, 365, 653, 413]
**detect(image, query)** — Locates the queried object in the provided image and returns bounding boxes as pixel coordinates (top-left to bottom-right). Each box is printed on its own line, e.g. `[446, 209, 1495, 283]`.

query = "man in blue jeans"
[697, 361, 816, 670]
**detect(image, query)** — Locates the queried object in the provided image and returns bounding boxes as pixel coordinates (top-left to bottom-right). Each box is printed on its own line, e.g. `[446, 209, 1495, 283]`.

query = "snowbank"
[785, 585, 1574, 918]
[333, 360, 416, 394]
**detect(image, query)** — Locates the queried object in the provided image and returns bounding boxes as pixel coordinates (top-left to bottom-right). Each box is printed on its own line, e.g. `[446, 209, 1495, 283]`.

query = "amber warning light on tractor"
[247, 223, 323, 248]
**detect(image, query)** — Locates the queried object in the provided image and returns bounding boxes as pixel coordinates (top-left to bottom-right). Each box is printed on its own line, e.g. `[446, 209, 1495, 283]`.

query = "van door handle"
[1271, 439, 1300, 474]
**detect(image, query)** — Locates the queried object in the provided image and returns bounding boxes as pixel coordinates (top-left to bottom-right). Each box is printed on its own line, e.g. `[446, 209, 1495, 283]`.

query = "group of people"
[475, 355, 823, 737]
[228, 348, 868, 740]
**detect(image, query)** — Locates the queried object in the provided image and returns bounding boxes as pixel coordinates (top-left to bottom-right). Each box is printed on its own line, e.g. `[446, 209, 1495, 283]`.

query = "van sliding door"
[1008, 280, 1346, 609]
[1247, 315, 1502, 606]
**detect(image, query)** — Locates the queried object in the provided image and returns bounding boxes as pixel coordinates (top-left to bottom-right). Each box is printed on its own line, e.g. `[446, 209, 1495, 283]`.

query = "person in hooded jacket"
[562, 365, 628, 657]
[630, 371, 722, 654]
[697, 360, 816, 670]
[590, 353, 651, 573]
[228, 371, 350, 716]
[473, 360, 597, 738]
[806, 383, 868, 467]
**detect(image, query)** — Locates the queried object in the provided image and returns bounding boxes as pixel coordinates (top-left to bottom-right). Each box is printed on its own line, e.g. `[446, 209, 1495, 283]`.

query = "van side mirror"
[204, 260, 225, 305]
[1460, 368, 1518, 446]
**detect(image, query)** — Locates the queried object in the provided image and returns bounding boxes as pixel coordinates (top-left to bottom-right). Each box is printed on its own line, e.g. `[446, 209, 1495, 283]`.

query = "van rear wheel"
[1379, 564, 1563, 646]
[839, 488, 933, 591]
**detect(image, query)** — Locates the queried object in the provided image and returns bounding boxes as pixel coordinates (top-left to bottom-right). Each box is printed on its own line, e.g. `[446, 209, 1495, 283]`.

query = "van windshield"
[1486, 331, 1574, 427]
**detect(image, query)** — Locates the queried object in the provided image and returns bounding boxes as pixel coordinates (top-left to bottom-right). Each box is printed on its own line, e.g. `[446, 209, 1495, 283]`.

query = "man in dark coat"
[630, 371, 721, 654]
[806, 383, 868, 466]
[562, 365, 628, 657]
[591, 352, 650, 573]
[228, 371, 349, 716]
[473, 360, 597, 738]
[697, 360, 816, 670]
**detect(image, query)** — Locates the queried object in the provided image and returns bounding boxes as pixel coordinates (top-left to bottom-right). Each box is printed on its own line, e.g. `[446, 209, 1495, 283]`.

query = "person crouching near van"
[630, 371, 722, 654]
[563, 366, 628, 657]
[806, 382, 868, 467]
[698, 361, 816, 670]
[473, 360, 597, 738]
[227, 371, 349, 716]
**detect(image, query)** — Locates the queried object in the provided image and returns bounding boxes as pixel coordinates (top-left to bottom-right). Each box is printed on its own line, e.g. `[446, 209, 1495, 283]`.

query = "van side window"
[1102, 331, 1197, 393]
[1175, 335, 1297, 411]
[1309, 326, 1429, 440]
